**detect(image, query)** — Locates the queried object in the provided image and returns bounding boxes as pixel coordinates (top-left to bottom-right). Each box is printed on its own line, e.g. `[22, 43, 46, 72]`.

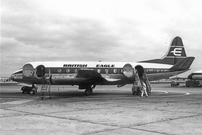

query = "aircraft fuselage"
[11, 61, 187, 85]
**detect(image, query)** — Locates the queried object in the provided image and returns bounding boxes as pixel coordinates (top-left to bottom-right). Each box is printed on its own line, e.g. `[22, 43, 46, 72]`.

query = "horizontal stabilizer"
[169, 57, 195, 71]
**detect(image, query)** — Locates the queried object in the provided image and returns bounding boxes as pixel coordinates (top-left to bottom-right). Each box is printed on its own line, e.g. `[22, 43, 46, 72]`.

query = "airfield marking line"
[163, 91, 168, 94]
[83, 126, 172, 135]
[185, 92, 190, 95]
[115, 114, 202, 135]
[0, 99, 34, 105]
[34, 109, 202, 135]
[128, 113, 202, 128]
[0, 107, 120, 128]
[1, 106, 178, 135]
[43, 107, 115, 114]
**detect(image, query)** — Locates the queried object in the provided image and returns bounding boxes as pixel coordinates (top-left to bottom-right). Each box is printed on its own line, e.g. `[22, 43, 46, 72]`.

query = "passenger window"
[97, 69, 101, 73]
[66, 69, 70, 73]
[113, 69, 117, 73]
[75, 69, 78, 73]
[105, 69, 108, 74]
[57, 69, 62, 73]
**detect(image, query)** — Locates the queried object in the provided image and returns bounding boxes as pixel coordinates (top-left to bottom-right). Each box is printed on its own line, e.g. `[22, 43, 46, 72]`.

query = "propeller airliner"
[10, 36, 195, 95]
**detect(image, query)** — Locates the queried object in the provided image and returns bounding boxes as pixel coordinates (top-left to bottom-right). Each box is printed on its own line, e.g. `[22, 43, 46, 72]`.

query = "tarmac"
[0, 84, 202, 135]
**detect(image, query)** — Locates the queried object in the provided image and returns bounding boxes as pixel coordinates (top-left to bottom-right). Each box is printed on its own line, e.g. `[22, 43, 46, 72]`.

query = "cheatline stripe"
[170, 46, 184, 47]
[165, 56, 186, 58]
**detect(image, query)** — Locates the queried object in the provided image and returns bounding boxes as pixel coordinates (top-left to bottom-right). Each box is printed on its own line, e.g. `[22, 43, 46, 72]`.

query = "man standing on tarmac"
[140, 73, 151, 97]
[142, 73, 151, 95]
[140, 80, 148, 97]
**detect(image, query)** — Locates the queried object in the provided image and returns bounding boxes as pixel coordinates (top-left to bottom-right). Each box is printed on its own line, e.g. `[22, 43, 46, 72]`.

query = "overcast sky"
[1, 0, 202, 77]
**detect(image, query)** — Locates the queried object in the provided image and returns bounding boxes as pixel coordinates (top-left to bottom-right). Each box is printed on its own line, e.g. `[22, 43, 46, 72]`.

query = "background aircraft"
[185, 70, 202, 87]
[188, 70, 202, 80]
[10, 36, 195, 95]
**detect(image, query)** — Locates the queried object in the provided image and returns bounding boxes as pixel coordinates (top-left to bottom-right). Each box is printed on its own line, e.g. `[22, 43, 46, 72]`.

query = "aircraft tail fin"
[162, 36, 187, 65]
[169, 57, 195, 71]
[140, 36, 188, 65]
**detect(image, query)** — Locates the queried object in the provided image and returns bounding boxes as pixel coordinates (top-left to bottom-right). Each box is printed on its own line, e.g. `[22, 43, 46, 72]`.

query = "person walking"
[142, 73, 151, 95]
[140, 80, 148, 97]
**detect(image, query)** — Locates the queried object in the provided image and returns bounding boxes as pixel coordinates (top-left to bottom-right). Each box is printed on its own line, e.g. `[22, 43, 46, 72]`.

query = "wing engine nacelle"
[123, 63, 134, 78]
[122, 64, 145, 80]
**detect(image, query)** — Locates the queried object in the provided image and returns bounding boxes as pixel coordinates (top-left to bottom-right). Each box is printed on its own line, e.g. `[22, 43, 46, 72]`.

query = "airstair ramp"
[39, 81, 51, 100]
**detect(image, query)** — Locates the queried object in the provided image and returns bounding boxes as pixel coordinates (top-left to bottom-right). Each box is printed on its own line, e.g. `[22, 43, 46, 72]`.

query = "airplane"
[186, 70, 202, 87]
[10, 36, 195, 95]
[188, 70, 202, 80]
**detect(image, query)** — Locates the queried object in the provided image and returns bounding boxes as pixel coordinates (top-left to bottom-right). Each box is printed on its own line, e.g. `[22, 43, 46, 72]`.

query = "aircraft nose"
[188, 74, 193, 79]
[10, 69, 23, 81]
[10, 74, 15, 81]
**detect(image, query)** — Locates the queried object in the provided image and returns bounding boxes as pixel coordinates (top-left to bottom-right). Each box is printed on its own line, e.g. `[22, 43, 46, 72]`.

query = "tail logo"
[170, 47, 182, 56]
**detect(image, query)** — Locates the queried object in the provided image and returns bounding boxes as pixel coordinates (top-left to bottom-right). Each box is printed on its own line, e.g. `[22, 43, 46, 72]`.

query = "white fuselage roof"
[26, 61, 172, 69]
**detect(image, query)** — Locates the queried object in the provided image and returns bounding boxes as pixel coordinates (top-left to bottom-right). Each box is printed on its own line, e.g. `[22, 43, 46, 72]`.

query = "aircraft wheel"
[21, 86, 27, 94]
[85, 88, 93, 95]
[22, 90, 26, 94]
[29, 90, 35, 95]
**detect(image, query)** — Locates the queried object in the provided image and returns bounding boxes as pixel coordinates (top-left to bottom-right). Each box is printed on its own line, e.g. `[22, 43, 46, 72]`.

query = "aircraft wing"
[104, 78, 122, 82]
[17, 83, 33, 87]
[76, 69, 121, 83]
[76, 69, 102, 78]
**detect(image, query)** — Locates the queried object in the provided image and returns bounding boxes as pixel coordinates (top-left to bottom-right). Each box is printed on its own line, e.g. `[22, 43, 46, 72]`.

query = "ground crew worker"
[140, 80, 148, 97]
[142, 73, 151, 95]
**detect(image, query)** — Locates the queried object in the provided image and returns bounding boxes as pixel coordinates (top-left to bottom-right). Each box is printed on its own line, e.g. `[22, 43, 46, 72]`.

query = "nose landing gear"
[21, 85, 38, 95]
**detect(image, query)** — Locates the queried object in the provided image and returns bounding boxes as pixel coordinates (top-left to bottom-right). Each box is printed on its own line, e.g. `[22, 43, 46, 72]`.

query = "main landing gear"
[85, 88, 93, 95]
[21, 84, 38, 95]
[80, 85, 96, 95]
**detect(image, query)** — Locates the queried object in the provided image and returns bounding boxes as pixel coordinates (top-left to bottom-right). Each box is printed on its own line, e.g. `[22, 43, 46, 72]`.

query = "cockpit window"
[12, 69, 23, 74]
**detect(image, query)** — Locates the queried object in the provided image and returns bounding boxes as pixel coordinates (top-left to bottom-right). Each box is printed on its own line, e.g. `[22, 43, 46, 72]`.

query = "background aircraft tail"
[140, 36, 187, 65]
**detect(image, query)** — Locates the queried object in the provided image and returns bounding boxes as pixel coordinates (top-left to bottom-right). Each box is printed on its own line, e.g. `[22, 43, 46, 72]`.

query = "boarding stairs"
[39, 68, 52, 100]
[39, 80, 51, 100]
[132, 70, 142, 95]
